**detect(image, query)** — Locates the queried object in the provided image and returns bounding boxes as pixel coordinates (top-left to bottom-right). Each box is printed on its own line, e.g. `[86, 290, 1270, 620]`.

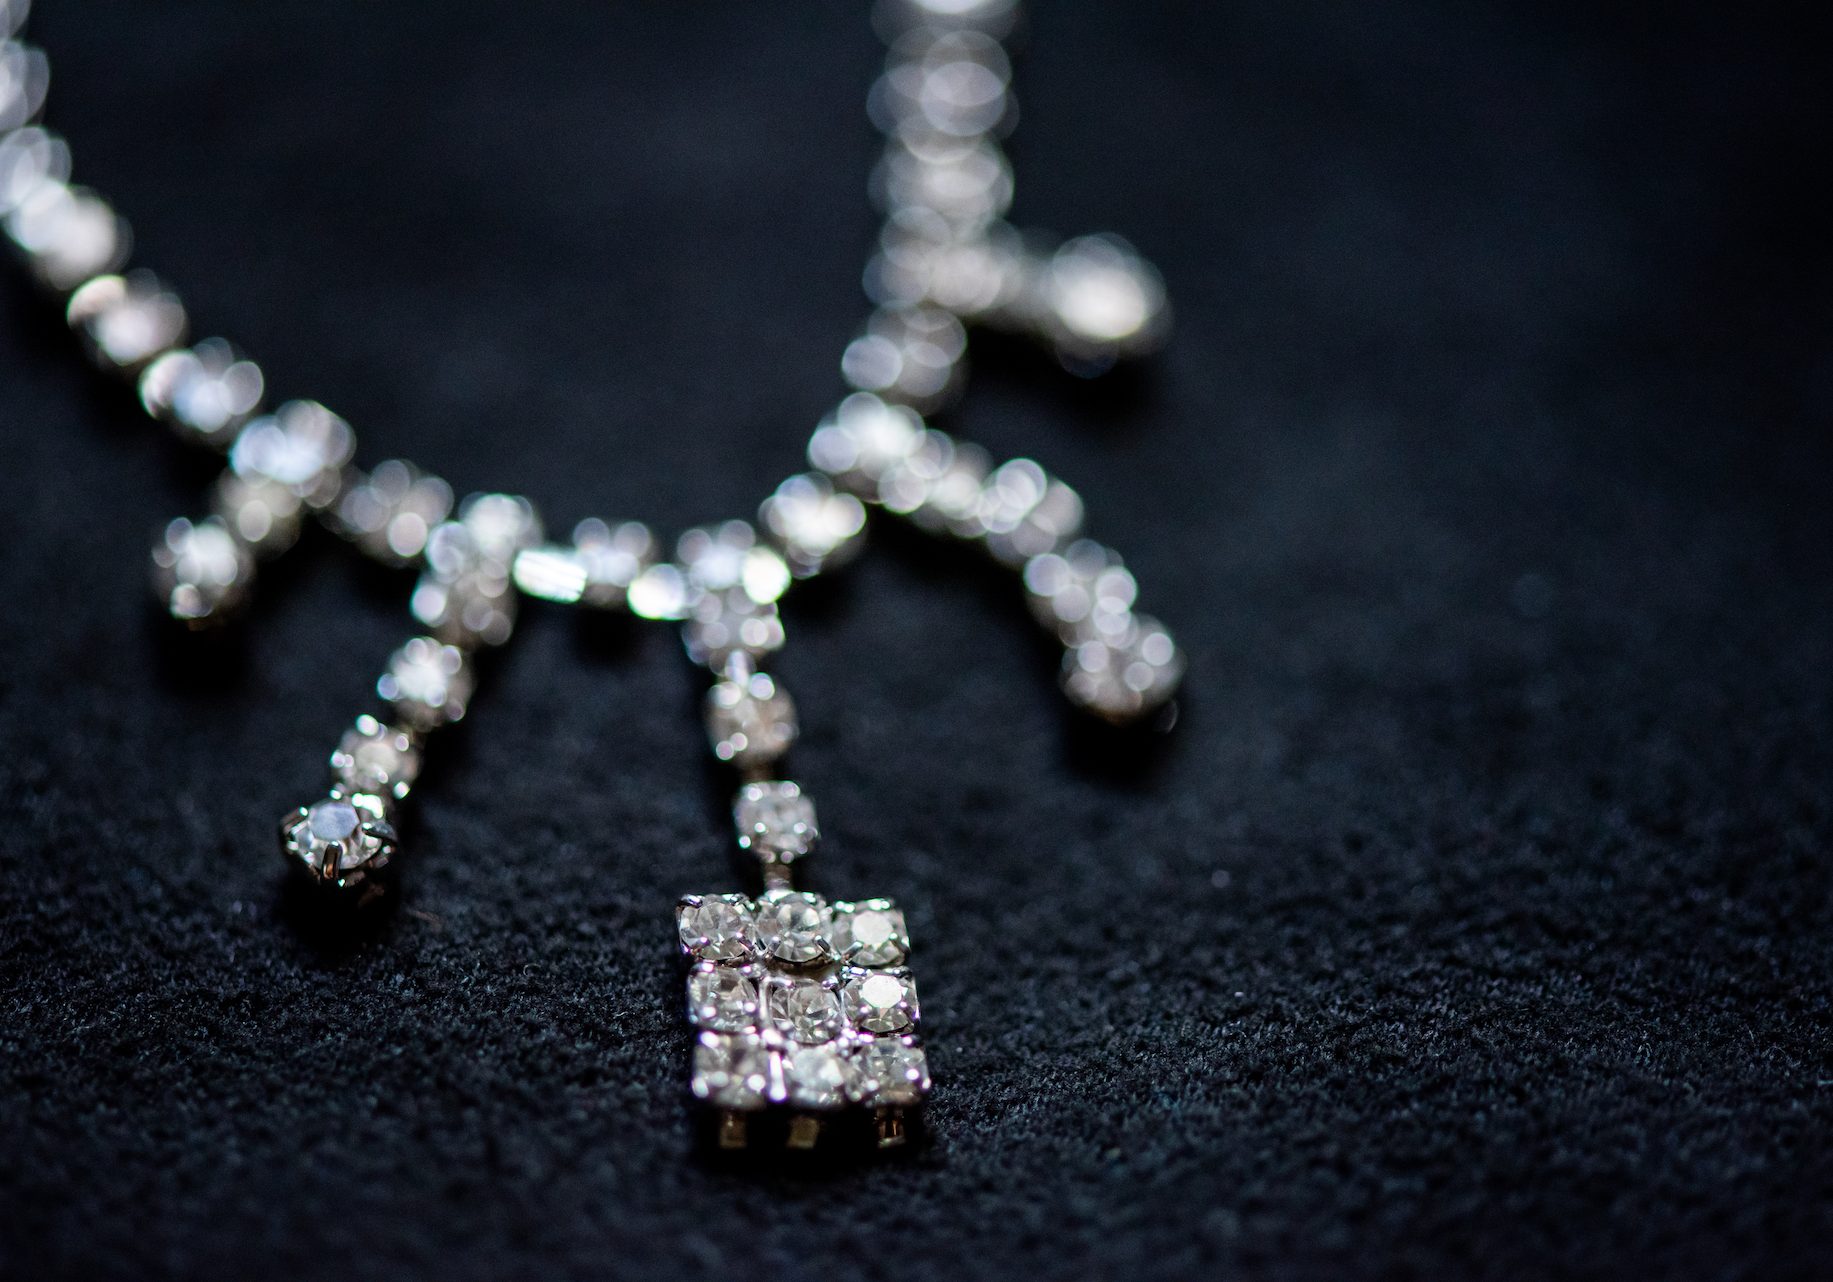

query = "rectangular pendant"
[675, 889, 930, 1149]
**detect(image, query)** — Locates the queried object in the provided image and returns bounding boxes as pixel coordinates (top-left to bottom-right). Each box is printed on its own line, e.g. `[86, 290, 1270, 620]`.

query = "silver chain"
[3, 0, 1185, 897]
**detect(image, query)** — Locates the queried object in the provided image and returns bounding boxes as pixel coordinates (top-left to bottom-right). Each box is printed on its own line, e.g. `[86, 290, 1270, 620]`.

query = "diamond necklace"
[3, 0, 1184, 1150]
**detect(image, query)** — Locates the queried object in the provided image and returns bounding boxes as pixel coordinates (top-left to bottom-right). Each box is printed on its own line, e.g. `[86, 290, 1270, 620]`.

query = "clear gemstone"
[978, 459, 1083, 566]
[5, 181, 128, 293]
[755, 891, 834, 966]
[0, 126, 70, 216]
[758, 474, 867, 579]
[1062, 614, 1185, 724]
[683, 590, 784, 668]
[212, 472, 301, 556]
[690, 1032, 780, 1109]
[150, 516, 251, 626]
[734, 781, 819, 861]
[834, 901, 909, 968]
[849, 1038, 930, 1106]
[841, 305, 967, 414]
[806, 392, 926, 495]
[0, 38, 48, 130]
[228, 400, 354, 507]
[763, 974, 843, 1043]
[783, 1043, 850, 1109]
[704, 673, 798, 769]
[676, 895, 759, 963]
[686, 964, 761, 1033]
[572, 518, 655, 608]
[677, 521, 791, 604]
[510, 545, 588, 604]
[844, 969, 919, 1034]
[66, 270, 188, 372]
[411, 568, 516, 647]
[377, 637, 473, 731]
[1023, 540, 1137, 644]
[330, 716, 420, 800]
[458, 493, 541, 570]
[626, 563, 692, 621]
[280, 794, 395, 886]
[139, 339, 265, 447]
[333, 460, 453, 565]
[1041, 234, 1169, 371]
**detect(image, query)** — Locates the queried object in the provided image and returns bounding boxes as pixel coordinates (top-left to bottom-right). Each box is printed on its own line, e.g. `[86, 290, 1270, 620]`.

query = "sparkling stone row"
[6, 0, 1183, 723]
[678, 892, 929, 1113]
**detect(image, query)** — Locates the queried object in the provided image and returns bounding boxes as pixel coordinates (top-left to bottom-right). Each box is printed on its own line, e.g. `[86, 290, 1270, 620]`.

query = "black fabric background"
[2, 2, 1829, 1278]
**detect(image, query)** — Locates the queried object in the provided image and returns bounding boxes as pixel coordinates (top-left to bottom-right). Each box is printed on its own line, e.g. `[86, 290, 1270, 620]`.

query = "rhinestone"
[978, 458, 1083, 566]
[1062, 613, 1186, 724]
[279, 794, 396, 888]
[849, 1037, 931, 1106]
[510, 545, 588, 604]
[833, 900, 910, 968]
[457, 493, 541, 571]
[874, 30, 1012, 139]
[1023, 540, 1137, 643]
[842, 305, 968, 415]
[211, 472, 301, 556]
[0, 126, 70, 216]
[755, 891, 834, 966]
[0, 38, 48, 131]
[330, 715, 420, 801]
[868, 210, 1025, 315]
[705, 672, 798, 770]
[377, 637, 473, 731]
[782, 1042, 850, 1110]
[333, 460, 453, 565]
[229, 400, 354, 508]
[4, 181, 129, 293]
[677, 521, 790, 604]
[1037, 234, 1169, 372]
[758, 474, 867, 579]
[2, 0, 28, 37]
[734, 781, 819, 862]
[875, 0, 1019, 39]
[763, 973, 844, 1044]
[676, 895, 759, 963]
[682, 590, 784, 668]
[843, 968, 919, 1035]
[686, 963, 761, 1033]
[572, 518, 655, 608]
[690, 1031, 781, 1109]
[66, 270, 188, 373]
[873, 135, 1013, 229]
[139, 340, 265, 448]
[411, 568, 516, 648]
[150, 516, 251, 626]
[806, 392, 926, 496]
[627, 562, 692, 621]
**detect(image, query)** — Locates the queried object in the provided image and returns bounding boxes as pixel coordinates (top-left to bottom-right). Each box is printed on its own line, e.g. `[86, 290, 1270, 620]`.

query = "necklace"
[3, 0, 1184, 1151]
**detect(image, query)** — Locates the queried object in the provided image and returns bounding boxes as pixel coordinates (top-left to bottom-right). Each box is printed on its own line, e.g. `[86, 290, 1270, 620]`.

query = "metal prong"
[786, 1115, 821, 1150]
[761, 860, 795, 893]
[874, 1107, 907, 1149]
[717, 1111, 748, 1150]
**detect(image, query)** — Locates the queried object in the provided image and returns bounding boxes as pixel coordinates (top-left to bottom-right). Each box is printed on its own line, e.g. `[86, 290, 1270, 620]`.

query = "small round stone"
[411, 568, 517, 648]
[457, 493, 542, 571]
[844, 970, 919, 1035]
[1061, 614, 1186, 724]
[705, 672, 798, 770]
[66, 270, 188, 373]
[140, 340, 266, 448]
[756, 892, 834, 966]
[229, 400, 354, 508]
[626, 563, 692, 621]
[764, 975, 843, 1044]
[334, 460, 453, 565]
[734, 781, 819, 861]
[280, 793, 396, 888]
[4, 181, 130, 293]
[0, 126, 70, 216]
[212, 472, 302, 557]
[758, 474, 867, 579]
[571, 518, 655, 608]
[806, 392, 926, 496]
[783, 1042, 850, 1110]
[835, 902, 909, 968]
[687, 965, 760, 1033]
[330, 716, 421, 801]
[150, 516, 252, 626]
[676, 896, 759, 963]
[849, 1038, 931, 1106]
[690, 1032, 776, 1109]
[377, 637, 473, 731]
[841, 304, 968, 414]
[1039, 234, 1170, 372]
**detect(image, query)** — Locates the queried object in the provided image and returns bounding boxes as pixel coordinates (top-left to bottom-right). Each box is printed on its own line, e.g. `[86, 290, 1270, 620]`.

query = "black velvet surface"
[2, 2, 1829, 1278]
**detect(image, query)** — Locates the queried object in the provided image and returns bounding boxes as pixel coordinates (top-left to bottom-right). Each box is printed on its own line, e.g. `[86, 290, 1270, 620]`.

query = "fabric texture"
[1, 2, 1827, 1278]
